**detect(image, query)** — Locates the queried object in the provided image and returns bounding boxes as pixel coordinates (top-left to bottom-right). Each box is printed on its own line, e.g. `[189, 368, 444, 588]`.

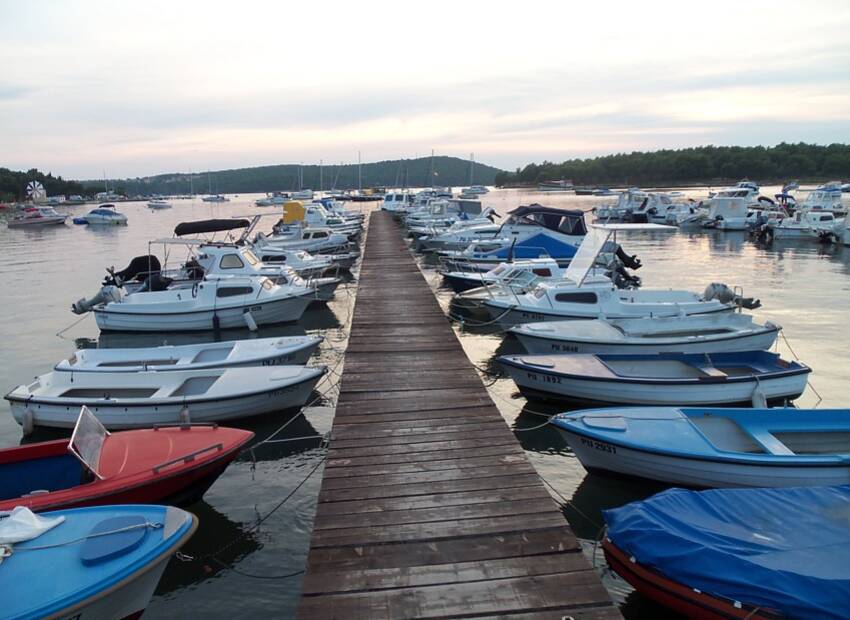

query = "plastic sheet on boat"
[604, 486, 850, 619]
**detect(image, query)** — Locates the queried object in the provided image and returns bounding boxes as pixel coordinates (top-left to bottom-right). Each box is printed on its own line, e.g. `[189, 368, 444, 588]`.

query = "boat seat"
[696, 366, 727, 378]
[747, 428, 795, 456]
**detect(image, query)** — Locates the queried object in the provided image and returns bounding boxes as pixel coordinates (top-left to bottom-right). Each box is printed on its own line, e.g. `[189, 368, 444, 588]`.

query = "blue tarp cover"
[604, 486, 850, 619]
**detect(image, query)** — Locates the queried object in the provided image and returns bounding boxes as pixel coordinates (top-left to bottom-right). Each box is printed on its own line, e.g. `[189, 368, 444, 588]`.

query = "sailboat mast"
[319, 159, 323, 193]
[207, 171, 212, 194]
[469, 152, 474, 185]
[358, 151, 362, 192]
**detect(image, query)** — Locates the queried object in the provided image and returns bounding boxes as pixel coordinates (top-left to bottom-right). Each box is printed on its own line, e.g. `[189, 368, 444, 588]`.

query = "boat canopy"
[505, 205, 587, 235]
[605, 486, 850, 620]
[174, 219, 251, 237]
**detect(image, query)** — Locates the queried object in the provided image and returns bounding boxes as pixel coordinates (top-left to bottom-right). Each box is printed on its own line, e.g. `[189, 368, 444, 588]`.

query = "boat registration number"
[262, 355, 295, 366]
[267, 386, 297, 398]
[521, 312, 546, 321]
[580, 437, 617, 454]
[525, 372, 561, 384]
[551, 344, 578, 353]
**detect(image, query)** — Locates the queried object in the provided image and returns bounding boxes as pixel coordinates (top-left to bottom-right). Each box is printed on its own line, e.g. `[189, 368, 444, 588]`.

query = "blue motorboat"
[551, 407, 850, 487]
[4, 504, 196, 619]
[602, 486, 850, 620]
[499, 351, 810, 407]
[438, 205, 589, 271]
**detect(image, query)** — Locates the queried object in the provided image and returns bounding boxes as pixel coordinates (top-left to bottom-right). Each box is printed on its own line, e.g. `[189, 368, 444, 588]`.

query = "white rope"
[3, 521, 162, 555]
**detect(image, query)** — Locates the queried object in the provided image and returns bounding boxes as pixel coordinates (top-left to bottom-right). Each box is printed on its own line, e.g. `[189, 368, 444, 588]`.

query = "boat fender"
[179, 405, 191, 425]
[751, 385, 768, 408]
[212, 313, 221, 331]
[21, 409, 34, 436]
[243, 309, 258, 331]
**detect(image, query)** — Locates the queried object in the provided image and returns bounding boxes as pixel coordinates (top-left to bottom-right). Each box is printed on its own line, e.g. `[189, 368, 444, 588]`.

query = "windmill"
[26, 181, 47, 204]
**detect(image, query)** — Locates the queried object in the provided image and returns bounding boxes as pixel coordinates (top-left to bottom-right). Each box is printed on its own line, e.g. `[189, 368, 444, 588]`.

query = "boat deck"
[297, 210, 620, 619]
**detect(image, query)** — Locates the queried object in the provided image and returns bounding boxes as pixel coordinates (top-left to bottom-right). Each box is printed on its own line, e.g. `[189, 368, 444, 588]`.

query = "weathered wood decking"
[297, 211, 620, 619]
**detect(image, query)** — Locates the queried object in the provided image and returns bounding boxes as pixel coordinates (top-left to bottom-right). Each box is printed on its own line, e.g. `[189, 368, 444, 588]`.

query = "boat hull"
[501, 363, 807, 407]
[556, 427, 849, 488]
[485, 302, 732, 329]
[602, 540, 778, 620]
[9, 371, 323, 429]
[94, 294, 313, 332]
[513, 327, 778, 355]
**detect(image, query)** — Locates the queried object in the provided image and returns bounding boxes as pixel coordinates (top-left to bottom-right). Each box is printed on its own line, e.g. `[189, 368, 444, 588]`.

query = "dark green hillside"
[496, 143, 850, 187]
[81, 156, 504, 196]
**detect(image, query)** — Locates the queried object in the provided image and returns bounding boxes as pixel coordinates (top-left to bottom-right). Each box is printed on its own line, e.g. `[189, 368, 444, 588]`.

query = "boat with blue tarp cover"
[3, 504, 196, 619]
[498, 351, 810, 407]
[551, 407, 850, 487]
[602, 486, 850, 619]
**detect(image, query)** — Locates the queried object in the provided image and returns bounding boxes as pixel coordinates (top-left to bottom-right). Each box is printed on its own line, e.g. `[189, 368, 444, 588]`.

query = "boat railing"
[152, 442, 225, 473]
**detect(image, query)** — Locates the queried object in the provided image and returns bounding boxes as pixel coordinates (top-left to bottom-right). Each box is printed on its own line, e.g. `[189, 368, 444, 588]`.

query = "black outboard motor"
[103, 255, 162, 287]
[615, 246, 642, 270]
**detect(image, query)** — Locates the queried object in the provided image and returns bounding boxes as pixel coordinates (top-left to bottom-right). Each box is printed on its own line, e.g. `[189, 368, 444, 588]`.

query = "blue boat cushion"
[605, 486, 850, 619]
[80, 516, 149, 565]
[0, 454, 85, 501]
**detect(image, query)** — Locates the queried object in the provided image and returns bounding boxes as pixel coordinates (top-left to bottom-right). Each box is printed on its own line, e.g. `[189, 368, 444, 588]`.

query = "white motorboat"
[380, 192, 411, 212]
[250, 245, 344, 275]
[511, 313, 780, 355]
[799, 182, 846, 215]
[255, 225, 351, 254]
[291, 189, 314, 201]
[464, 185, 489, 195]
[131, 241, 341, 302]
[769, 210, 843, 239]
[55, 335, 323, 373]
[418, 222, 503, 252]
[596, 188, 647, 220]
[72, 275, 314, 332]
[404, 198, 483, 231]
[499, 350, 810, 407]
[201, 194, 229, 203]
[703, 195, 750, 230]
[538, 180, 574, 192]
[480, 225, 744, 327]
[6, 365, 326, 429]
[147, 199, 172, 209]
[78, 204, 128, 226]
[7, 206, 67, 228]
[551, 407, 850, 488]
[440, 258, 568, 293]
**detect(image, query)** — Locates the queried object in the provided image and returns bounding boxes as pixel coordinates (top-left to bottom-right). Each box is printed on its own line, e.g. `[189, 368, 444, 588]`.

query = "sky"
[2, 0, 850, 179]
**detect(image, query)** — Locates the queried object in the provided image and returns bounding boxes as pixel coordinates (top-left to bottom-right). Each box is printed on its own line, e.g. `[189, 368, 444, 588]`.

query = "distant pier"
[297, 210, 620, 619]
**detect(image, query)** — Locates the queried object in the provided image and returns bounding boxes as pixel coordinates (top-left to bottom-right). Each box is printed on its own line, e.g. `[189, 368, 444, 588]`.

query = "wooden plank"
[297, 211, 618, 619]
[301, 552, 596, 594]
[299, 572, 612, 619]
[305, 528, 580, 572]
[315, 486, 553, 517]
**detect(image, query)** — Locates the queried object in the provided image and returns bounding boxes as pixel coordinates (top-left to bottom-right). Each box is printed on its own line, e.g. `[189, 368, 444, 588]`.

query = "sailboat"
[202, 171, 229, 202]
[462, 153, 489, 197]
[290, 163, 313, 201]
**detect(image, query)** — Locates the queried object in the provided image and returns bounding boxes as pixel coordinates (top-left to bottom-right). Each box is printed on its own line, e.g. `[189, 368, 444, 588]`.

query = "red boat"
[602, 538, 782, 620]
[0, 424, 253, 512]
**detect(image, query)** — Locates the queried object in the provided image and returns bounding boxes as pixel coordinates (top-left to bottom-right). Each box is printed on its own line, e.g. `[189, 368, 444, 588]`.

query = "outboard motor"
[103, 255, 162, 287]
[606, 259, 641, 289]
[615, 246, 642, 270]
[703, 282, 761, 310]
[72, 285, 122, 314]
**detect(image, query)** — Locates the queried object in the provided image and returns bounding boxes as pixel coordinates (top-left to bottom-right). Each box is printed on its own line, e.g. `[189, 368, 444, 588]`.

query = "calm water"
[1, 188, 848, 617]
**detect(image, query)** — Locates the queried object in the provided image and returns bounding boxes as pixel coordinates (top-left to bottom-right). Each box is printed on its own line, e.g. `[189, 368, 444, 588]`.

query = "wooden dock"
[297, 211, 620, 619]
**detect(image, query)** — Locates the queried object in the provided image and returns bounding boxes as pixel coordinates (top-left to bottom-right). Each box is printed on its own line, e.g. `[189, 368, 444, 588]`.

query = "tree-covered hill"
[0, 168, 87, 201]
[81, 156, 504, 196]
[496, 143, 850, 187]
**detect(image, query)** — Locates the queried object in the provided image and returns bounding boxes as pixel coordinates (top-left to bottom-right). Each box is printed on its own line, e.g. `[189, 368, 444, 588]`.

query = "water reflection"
[155, 500, 262, 593]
